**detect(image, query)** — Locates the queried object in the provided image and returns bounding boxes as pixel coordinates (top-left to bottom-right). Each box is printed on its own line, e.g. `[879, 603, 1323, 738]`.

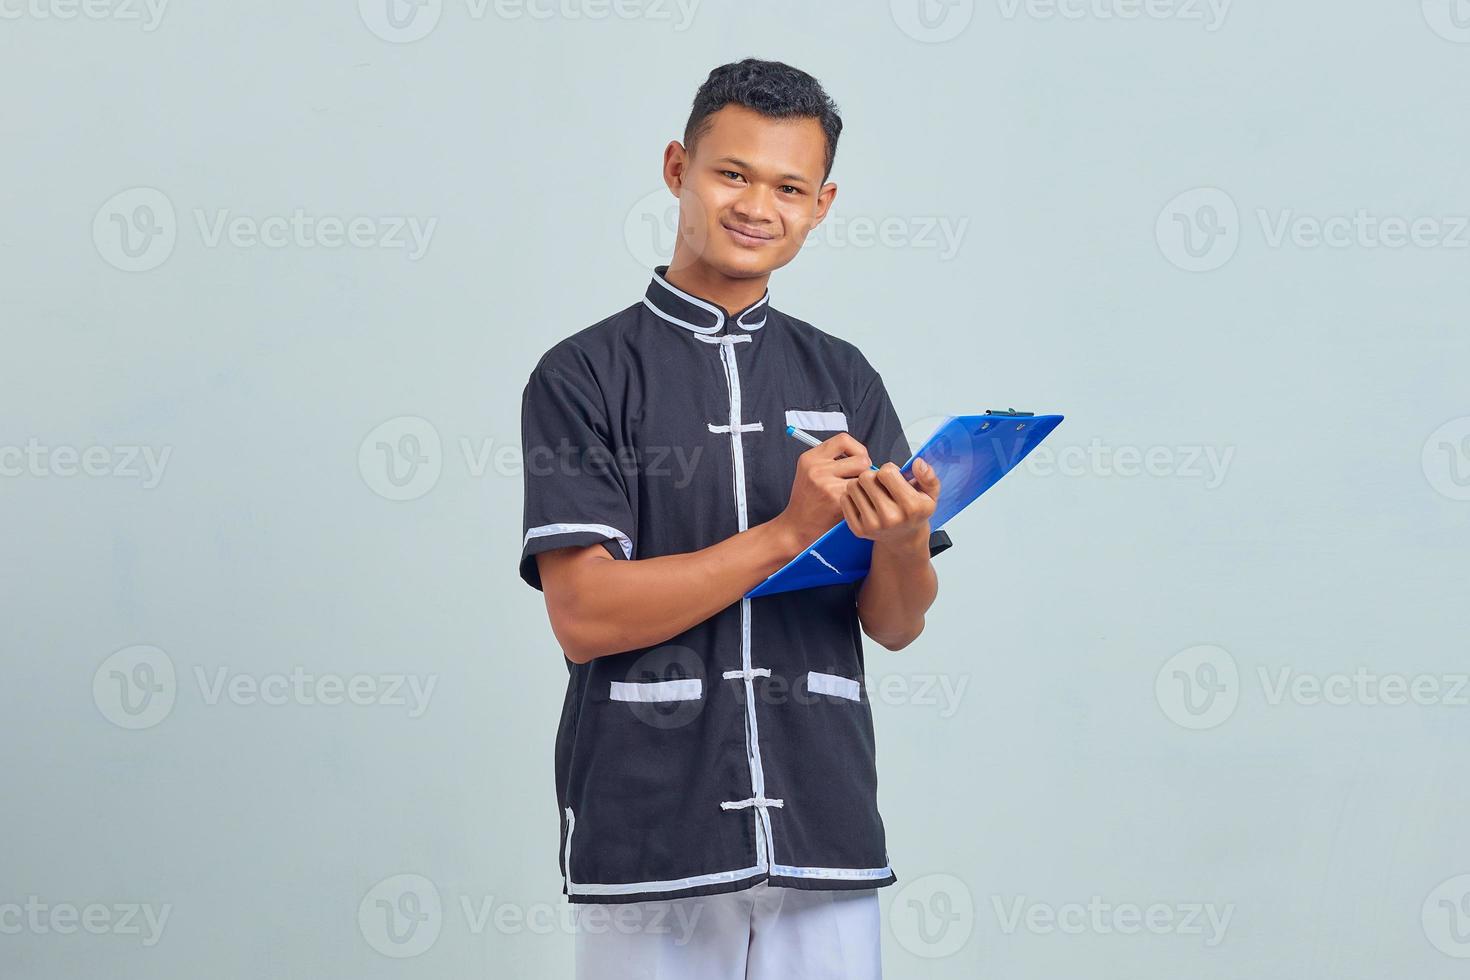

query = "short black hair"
[684, 59, 843, 182]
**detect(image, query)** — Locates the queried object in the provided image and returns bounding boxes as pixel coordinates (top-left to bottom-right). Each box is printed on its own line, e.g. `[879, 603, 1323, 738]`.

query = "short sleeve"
[850, 368, 954, 560]
[518, 359, 637, 591]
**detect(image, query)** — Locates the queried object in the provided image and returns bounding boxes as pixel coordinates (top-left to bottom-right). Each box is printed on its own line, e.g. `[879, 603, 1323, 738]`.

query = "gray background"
[4, 1, 1469, 977]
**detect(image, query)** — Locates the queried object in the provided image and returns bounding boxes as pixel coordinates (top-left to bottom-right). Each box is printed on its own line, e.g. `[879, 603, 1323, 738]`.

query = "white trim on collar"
[736, 294, 768, 330]
[649, 270, 725, 333]
[645, 268, 770, 335]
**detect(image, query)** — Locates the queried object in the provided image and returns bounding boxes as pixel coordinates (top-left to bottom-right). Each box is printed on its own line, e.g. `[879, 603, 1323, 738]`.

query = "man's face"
[665, 104, 836, 281]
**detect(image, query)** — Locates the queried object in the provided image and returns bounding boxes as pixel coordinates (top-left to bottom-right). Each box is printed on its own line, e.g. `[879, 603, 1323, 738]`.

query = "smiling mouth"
[722, 222, 776, 246]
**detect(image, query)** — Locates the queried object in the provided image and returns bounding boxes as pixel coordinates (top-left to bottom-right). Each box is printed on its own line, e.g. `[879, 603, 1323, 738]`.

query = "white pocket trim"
[609, 678, 703, 703]
[807, 671, 861, 701]
[785, 409, 848, 432]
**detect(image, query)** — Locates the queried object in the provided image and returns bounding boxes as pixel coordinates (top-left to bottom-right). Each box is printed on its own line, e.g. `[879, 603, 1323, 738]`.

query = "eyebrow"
[715, 156, 813, 185]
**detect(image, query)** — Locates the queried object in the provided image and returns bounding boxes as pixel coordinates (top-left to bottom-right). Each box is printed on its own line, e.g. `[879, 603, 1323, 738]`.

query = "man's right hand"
[773, 432, 873, 547]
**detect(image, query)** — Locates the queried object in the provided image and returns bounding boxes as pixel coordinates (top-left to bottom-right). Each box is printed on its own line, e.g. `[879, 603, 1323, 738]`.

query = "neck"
[663, 254, 769, 315]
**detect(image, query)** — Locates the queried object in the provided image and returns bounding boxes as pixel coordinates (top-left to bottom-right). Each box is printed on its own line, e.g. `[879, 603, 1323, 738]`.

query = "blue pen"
[785, 425, 882, 471]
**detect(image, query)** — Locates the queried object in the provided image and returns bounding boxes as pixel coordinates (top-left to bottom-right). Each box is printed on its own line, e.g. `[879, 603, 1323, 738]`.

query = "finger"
[874, 462, 924, 507]
[846, 476, 881, 527]
[825, 454, 875, 479]
[814, 432, 868, 462]
[910, 456, 942, 501]
[855, 470, 904, 526]
[839, 491, 865, 536]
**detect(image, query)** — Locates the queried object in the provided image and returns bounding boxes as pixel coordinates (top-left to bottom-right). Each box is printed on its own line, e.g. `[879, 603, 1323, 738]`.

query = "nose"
[731, 183, 777, 226]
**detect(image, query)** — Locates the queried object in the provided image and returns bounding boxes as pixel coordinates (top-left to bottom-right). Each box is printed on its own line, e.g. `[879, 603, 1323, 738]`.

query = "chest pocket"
[784, 404, 849, 433]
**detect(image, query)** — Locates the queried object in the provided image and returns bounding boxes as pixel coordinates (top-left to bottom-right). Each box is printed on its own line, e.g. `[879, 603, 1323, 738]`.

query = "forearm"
[856, 527, 938, 651]
[548, 519, 805, 662]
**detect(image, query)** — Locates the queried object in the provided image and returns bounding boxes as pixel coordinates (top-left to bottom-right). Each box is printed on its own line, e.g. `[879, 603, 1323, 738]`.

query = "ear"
[662, 140, 688, 196]
[811, 181, 838, 227]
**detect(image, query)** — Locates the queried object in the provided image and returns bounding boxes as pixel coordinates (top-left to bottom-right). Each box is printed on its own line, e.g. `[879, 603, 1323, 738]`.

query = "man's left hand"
[840, 457, 941, 546]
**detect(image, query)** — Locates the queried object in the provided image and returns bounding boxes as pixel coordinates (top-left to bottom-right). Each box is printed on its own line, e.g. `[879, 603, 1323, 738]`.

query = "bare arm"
[537, 520, 801, 664]
[537, 433, 876, 664]
[846, 457, 942, 651]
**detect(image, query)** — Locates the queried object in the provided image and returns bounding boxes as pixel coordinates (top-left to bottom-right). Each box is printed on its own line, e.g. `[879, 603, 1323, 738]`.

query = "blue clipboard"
[745, 412, 1064, 598]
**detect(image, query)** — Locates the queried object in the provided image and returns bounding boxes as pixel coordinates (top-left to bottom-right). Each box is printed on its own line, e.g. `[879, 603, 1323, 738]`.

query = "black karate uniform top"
[518, 266, 953, 905]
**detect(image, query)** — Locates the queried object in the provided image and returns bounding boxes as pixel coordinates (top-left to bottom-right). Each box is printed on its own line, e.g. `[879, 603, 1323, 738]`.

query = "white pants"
[572, 880, 882, 980]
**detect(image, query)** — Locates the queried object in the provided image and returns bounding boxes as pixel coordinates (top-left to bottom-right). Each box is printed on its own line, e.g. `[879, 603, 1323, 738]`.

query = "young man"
[518, 59, 952, 980]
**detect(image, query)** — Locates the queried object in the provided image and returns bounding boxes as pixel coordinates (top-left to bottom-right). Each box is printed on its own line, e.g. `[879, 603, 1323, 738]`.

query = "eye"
[719, 170, 745, 183]
[779, 185, 801, 195]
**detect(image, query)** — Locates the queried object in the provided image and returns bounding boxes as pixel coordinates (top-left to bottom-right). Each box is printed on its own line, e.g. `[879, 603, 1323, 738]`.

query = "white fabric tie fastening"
[722, 668, 771, 681]
[720, 796, 785, 811]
